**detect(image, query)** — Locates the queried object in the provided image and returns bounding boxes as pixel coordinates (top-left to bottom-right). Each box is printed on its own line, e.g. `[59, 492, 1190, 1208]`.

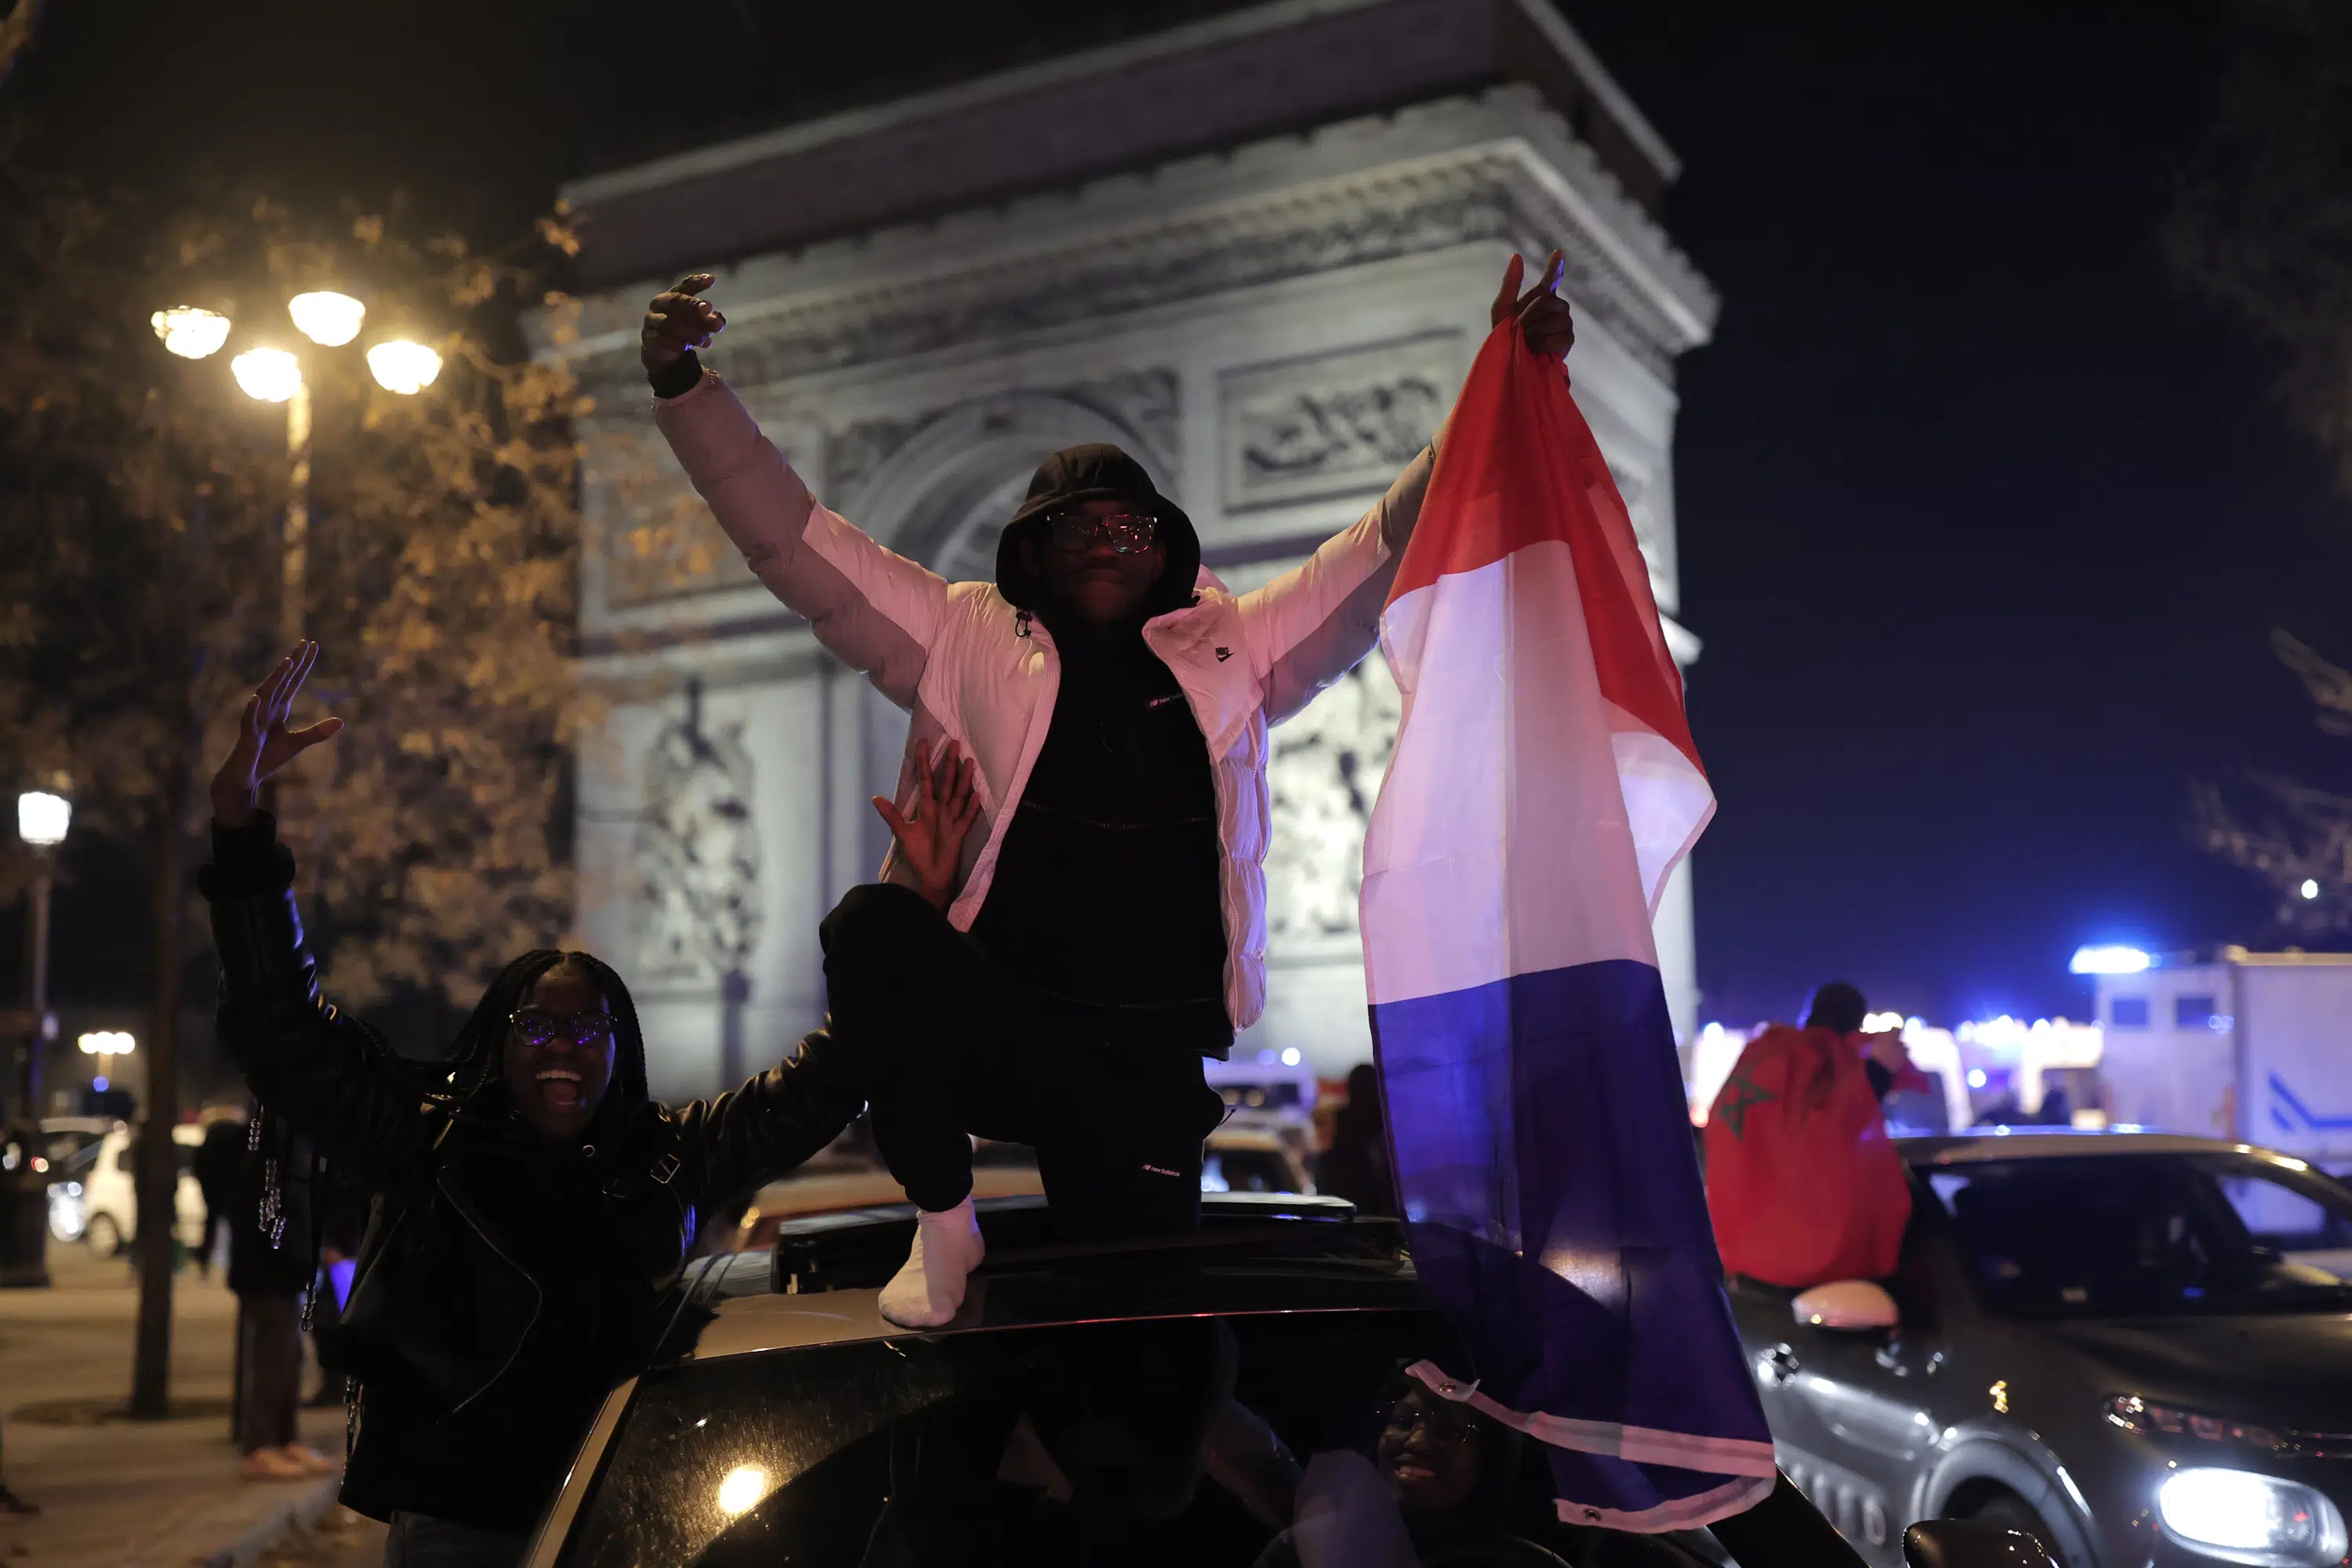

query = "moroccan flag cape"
[1360, 317, 1776, 1530]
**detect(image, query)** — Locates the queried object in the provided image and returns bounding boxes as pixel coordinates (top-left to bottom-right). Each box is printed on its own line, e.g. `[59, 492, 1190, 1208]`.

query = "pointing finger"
[1490, 254, 1525, 328]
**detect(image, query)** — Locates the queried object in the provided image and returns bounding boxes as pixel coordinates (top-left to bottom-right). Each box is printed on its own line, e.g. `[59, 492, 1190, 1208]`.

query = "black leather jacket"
[201, 815, 860, 1531]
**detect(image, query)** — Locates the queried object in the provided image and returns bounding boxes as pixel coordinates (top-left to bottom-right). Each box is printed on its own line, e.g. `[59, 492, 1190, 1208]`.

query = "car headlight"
[2158, 1468, 2347, 1568]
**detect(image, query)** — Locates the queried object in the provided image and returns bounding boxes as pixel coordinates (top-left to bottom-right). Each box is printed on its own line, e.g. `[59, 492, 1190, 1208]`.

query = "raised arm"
[643, 275, 947, 711]
[201, 646, 430, 1182]
[1236, 252, 1577, 724]
[670, 1029, 865, 1210]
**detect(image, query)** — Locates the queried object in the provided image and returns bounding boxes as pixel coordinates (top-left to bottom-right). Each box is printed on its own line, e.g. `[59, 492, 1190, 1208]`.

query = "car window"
[2221, 1173, 2352, 1278]
[1922, 1154, 2352, 1316]
[1201, 1150, 1297, 1195]
[564, 1308, 1613, 1568]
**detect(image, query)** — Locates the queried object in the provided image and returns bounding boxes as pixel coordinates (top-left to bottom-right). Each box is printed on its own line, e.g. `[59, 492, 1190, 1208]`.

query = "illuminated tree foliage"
[0, 176, 587, 1010]
[0, 166, 587, 1410]
[2194, 631, 2352, 936]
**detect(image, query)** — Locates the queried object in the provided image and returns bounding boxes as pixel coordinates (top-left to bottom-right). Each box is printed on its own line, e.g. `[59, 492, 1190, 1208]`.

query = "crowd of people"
[168, 256, 1581, 1567]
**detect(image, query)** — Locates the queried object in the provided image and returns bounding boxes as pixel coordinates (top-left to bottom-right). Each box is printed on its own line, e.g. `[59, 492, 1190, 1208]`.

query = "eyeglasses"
[1047, 510, 1157, 556]
[1384, 1408, 1479, 1446]
[508, 1009, 615, 1049]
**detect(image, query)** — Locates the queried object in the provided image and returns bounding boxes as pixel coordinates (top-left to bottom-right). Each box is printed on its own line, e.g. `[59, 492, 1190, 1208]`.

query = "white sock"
[878, 1196, 985, 1329]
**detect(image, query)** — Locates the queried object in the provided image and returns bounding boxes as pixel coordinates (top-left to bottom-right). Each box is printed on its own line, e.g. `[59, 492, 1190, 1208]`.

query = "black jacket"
[201, 813, 860, 1533]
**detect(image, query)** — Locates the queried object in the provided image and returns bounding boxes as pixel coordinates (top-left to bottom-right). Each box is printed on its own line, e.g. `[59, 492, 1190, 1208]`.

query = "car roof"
[662, 1192, 1414, 1366]
[1900, 1127, 2316, 1170]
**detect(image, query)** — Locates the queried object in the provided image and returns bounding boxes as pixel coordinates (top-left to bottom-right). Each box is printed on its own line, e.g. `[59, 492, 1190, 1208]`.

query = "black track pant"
[819, 883, 1225, 1242]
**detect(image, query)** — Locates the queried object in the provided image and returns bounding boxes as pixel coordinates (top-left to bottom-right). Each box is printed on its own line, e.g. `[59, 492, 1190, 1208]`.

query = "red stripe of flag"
[1389, 318, 1705, 779]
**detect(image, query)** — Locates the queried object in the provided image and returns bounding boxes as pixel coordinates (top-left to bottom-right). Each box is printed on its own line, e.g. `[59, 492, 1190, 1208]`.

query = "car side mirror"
[1904, 1519, 2059, 1568]
[1791, 1279, 1899, 1332]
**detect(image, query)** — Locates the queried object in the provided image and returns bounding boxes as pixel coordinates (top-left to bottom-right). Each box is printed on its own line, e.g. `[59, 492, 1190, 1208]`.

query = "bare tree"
[2166, 0, 2352, 493]
[2194, 630, 2352, 936]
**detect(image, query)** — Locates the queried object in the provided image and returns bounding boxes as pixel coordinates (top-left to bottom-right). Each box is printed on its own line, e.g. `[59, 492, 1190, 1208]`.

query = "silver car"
[1730, 1129, 2352, 1568]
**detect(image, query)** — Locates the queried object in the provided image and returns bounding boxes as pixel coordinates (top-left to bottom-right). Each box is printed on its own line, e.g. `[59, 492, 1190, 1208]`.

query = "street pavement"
[0, 1239, 383, 1566]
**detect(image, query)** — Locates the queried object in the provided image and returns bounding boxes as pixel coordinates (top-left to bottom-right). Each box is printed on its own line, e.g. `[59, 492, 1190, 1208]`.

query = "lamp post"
[154, 296, 442, 642]
[2, 784, 68, 1287]
[13, 787, 67, 1121]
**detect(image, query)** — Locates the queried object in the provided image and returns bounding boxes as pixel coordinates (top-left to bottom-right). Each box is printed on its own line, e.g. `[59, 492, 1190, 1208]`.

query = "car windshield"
[562, 1302, 1651, 1568]
[1921, 1152, 2352, 1316]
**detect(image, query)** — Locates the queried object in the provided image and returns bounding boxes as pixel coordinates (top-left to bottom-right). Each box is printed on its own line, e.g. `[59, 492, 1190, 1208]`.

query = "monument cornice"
[557, 90, 1716, 394]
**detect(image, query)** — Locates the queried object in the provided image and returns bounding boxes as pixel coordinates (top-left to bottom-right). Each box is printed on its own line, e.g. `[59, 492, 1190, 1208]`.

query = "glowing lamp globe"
[289, 291, 365, 347]
[150, 307, 232, 360]
[366, 339, 442, 395]
[230, 348, 303, 404]
[16, 790, 69, 848]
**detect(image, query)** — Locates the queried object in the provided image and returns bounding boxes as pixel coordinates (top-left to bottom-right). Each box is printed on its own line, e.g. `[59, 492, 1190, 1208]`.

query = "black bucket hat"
[994, 443, 1200, 618]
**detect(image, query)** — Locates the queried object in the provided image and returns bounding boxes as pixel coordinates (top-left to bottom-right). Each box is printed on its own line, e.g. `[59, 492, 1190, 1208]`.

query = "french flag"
[1362, 318, 1777, 1530]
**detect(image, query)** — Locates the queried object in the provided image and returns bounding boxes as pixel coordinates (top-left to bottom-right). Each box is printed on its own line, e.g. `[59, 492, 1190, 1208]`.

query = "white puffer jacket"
[654, 371, 1433, 1030]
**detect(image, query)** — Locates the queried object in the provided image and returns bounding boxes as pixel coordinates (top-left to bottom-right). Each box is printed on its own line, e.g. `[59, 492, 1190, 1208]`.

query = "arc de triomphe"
[552, 0, 1717, 1098]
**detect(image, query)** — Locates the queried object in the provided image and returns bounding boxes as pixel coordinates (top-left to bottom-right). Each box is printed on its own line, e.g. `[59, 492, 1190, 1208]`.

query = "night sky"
[5, 1, 2344, 1029]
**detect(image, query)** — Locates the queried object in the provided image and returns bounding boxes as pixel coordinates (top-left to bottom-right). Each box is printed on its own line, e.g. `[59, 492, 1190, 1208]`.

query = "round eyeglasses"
[508, 1009, 615, 1049]
[1047, 510, 1158, 556]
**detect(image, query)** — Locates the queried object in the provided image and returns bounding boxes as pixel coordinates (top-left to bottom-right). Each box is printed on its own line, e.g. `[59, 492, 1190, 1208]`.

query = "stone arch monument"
[555, 0, 1717, 1098]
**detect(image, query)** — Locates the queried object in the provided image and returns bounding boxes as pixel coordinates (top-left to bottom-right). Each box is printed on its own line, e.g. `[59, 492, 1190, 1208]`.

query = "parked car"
[724, 1125, 1316, 1253]
[519, 1189, 1894, 1568]
[1200, 1120, 1313, 1195]
[45, 1121, 206, 1258]
[1729, 1128, 2352, 1568]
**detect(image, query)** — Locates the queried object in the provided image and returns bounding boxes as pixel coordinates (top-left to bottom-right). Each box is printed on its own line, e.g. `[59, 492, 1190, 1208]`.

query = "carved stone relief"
[1223, 333, 1461, 509]
[634, 681, 763, 982]
[1264, 656, 1403, 946]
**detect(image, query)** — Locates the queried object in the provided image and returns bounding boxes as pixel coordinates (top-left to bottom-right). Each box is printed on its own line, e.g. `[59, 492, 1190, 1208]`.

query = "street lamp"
[150, 307, 230, 361]
[14, 786, 67, 1119]
[154, 291, 442, 644]
[4, 782, 68, 1288]
[76, 1032, 133, 1095]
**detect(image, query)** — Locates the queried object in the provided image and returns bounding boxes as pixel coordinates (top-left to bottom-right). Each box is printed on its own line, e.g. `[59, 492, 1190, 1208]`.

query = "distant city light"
[289, 291, 365, 347]
[716, 1465, 768, 1518]
[230, 347, 303, 403]
[16, 790, 70, 847]
[2069, 945, 2151, 975]
[151, 306, 231, 360]
[366, 339, 442, 394]
[1967, 1069, 1987, 1089]
[1861, 1011, 1907, 1033]
[2302, 879, 2321, 901]
[78, 1031, 134, 1056]
[1279, 1047, 1301, 1067]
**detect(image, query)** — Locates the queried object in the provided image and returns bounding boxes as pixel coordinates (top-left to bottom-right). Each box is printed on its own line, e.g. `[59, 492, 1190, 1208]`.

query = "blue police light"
[2069, 945, 2151, 975]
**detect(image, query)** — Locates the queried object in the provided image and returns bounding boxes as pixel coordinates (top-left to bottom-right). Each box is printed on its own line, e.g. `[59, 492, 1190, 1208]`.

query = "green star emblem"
[1713, 1069, 1774, 1139]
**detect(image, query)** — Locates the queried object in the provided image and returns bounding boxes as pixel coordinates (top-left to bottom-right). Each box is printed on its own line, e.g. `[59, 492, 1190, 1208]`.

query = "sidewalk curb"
[197, 1472, 343, 1568]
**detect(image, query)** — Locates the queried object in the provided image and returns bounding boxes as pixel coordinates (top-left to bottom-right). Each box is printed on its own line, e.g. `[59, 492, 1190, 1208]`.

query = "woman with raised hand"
[200, 642, 863, 1568]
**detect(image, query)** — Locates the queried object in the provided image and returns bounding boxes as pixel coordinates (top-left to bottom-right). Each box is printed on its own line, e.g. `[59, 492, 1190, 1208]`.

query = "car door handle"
[1764, 1345, 1801, 1384]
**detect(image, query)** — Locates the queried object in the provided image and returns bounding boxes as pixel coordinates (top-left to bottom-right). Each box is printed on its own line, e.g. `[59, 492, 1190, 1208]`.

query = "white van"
[46, 1122, 206, 1258]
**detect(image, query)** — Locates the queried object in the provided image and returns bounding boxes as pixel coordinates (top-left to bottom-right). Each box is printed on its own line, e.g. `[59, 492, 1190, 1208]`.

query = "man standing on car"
[641, 255, 1577, 1327]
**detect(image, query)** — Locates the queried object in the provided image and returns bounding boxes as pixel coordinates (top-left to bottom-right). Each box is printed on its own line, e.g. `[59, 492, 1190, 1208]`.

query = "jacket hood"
[445, 949, 652, 1139]
[993, 441, 1200, 620]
